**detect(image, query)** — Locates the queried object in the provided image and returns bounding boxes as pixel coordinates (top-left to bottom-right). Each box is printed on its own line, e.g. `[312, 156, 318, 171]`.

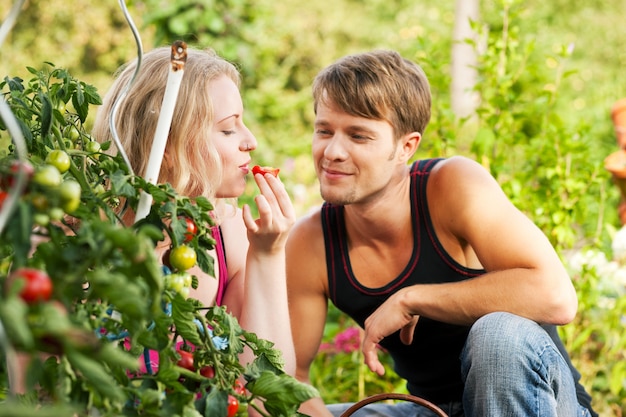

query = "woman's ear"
[398, 131, 421, 162]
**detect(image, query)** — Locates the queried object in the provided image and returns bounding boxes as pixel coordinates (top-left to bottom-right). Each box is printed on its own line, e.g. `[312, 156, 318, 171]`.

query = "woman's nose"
[241, 127, 257, 152]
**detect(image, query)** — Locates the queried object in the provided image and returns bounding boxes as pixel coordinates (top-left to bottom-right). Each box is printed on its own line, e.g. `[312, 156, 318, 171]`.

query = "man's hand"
[361, 290, 419, 375]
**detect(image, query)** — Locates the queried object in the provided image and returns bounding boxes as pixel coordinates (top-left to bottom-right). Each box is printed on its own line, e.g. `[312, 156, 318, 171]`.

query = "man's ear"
[398, 131, 421, 162]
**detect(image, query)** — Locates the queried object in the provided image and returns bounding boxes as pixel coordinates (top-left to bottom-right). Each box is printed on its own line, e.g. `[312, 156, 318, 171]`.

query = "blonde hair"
[92, 47, 241, 199]
[312, 50, 431, 139]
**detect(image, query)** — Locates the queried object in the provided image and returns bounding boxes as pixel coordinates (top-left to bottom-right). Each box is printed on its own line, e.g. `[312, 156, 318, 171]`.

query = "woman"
[91, 46, 296, 373]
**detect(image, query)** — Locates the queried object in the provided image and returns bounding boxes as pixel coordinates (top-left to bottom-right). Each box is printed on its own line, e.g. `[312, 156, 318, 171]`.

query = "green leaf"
[246, 371, 319, 417]
[39, 91, 53, 140]
[0, 298, 33, 349]
[65, 349, 127, 404]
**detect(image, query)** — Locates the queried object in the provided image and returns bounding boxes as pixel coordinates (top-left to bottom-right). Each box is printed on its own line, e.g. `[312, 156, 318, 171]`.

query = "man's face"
[312, 100, 399, 206]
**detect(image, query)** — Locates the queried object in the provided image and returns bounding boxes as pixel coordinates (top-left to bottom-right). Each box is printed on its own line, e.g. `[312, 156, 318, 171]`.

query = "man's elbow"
[548, 285, 578, 325]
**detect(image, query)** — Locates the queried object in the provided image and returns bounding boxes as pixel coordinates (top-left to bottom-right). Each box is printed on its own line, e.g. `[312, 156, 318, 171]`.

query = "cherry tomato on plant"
[29, 193, 50, 212]
[32, 164, 62, 188]
[85, 141, 101, 153]
[176, 349, 195, 371]
[179, 216, 198, 242]
[251, 165, 280, 177]
[233, 379, 246, 395]
[168, 245, 197, 271]
[199, 365, 215, 379]
[3, 160, 34, 189]
[0, 191, 8, 208]
[55, 100, 66, 114]
[45, 149, 71, 173]
[59, 180, 81, 213]
[8, 267, 53, 304]
[227, 395, 239, 417]
[65, 125, 80, 142]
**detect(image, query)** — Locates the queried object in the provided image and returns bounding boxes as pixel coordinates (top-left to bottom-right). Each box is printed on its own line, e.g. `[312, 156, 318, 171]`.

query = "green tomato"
[85, 140, 101, 153]
[32, 164, 62, 188]
[46, 149, 71, 173]
[166, 273, 186, 292]
[59, 180, 81, 213]
[49, 207, 65, 221]
[168, 245, 197, 271]
[33, 213, 50, 226]
[55, 101, 66, 114]
[30, 193, 49, 212]
[65, 125, 80, 142]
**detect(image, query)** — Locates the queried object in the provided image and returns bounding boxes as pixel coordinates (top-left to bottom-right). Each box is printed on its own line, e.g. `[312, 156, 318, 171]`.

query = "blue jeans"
[327, 312, 591, 417]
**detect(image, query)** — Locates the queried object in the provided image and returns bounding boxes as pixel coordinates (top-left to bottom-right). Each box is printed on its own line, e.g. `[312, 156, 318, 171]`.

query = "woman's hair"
[92, 47, 241, 199]
[312, 50, 431, 139]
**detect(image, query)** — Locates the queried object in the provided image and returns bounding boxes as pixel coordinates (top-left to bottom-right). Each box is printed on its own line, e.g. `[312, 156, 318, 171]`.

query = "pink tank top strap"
[211, 225, 228, 306]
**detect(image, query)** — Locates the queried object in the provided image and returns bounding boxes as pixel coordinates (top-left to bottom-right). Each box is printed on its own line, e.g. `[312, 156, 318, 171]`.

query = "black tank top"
[321, 158, 484, 403]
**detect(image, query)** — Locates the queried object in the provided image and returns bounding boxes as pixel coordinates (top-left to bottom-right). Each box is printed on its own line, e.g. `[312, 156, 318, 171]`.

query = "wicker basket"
[339, 393, 449, 417]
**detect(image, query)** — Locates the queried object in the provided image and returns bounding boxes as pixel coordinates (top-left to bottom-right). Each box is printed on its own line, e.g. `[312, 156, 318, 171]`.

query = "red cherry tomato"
[227, 395, 239, 417]
[9, 267, 53, 304]
[176, 349, 195, 371]
[252, 165, 279, 177]
[180, 217, 197, 243]
[0, 191, 8, 207]
[233, 379, 246, 395]
[2, 160, 34, 189]
[200, 365, 215, 379]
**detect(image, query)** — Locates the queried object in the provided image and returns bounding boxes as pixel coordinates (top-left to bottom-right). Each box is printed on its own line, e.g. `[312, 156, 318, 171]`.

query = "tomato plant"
[0, 62, 317, 417]
[251, 165, 280, 177]
[7, 267, 53, 304]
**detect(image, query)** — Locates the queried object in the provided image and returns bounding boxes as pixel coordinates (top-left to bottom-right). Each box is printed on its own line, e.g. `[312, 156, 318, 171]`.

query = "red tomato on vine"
[176, 349, 195, 371]
[227, 395, 239, 417]
[8, 267, 53, 304]
[180, 216, 197, 242]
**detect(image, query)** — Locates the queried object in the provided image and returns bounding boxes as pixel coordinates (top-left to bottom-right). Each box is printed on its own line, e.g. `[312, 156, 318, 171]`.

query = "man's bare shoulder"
[291, 205, 323, 239]
[287, 206, 326, 261]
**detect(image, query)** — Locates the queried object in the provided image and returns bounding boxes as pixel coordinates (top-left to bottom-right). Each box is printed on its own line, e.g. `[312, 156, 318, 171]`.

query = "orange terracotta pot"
[611, 98, 626, 149]
[605, 150, 626, 198]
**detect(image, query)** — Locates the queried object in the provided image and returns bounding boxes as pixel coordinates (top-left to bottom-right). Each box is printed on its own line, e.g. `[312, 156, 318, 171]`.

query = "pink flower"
[334, 327, 361, 354]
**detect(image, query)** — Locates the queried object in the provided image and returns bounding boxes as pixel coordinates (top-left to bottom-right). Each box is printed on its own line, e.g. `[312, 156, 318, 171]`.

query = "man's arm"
[362, 156, 579, 374]
[286, 210, 334, 417]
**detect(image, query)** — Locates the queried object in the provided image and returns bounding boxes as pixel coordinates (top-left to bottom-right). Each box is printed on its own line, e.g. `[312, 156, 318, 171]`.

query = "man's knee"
[461, 312, 546, 374]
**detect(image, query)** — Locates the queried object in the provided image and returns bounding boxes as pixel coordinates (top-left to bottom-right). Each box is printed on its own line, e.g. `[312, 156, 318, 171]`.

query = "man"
[286, 50, 597, 416]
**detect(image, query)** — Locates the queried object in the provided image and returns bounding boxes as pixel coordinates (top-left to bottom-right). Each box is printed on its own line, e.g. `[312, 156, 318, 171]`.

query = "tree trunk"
[451, 0, 480, 119]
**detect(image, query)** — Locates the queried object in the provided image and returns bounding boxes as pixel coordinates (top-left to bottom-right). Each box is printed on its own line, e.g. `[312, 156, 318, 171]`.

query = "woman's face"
[208, 75, 257, 198]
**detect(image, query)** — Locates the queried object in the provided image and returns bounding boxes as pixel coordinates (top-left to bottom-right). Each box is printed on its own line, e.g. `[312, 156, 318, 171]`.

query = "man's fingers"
[399, 316, 419, 345]
[363, 345, 385, 376]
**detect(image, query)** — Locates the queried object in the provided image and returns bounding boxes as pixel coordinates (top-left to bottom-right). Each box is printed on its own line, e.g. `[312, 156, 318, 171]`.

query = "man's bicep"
[286, 221, 329, 382]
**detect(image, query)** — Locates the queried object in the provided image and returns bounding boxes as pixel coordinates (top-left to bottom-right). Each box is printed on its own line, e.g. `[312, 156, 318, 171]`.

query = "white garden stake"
[134, 41, 187, 223]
